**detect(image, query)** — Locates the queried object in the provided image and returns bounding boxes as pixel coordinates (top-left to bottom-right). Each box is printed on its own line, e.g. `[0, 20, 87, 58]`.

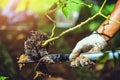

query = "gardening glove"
[69, 31, 107, 67]
[70, 55, 95, 67]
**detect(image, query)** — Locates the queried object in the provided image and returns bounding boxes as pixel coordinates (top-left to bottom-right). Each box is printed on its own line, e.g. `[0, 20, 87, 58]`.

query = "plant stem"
[99, 13, 108, 19]
[98, 0, 120, 25]
[71, 0, 93, 8]
[42, 0, 108, 46]
[50, 24, 56, 38]
[46, 14, 56, 38]
[42, 13, 99, 46]
[99, 0, 107, 13]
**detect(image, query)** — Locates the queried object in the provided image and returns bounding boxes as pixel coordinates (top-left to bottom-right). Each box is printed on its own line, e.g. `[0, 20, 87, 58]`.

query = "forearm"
[97, 0, 120, 41]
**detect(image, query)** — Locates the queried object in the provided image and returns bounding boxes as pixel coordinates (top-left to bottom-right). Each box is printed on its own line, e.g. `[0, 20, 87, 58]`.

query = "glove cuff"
[91, 31, 107, 47]
[92, 31, 111, 41]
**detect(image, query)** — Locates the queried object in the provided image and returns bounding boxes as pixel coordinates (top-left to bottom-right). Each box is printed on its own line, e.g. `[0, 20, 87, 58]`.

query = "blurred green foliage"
[0, 76, 8, 80]
[61, 0, 83, 18]
[61, 0, 93, 18]
[87, 2, 115, 31]
[0, 41, 16, 80]
[73, 67, 97, 80]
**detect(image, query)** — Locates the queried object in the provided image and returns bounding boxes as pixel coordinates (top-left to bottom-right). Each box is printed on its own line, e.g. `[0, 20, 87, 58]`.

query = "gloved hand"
[70, 55, 95, 67]
[69, 31, 107, 67]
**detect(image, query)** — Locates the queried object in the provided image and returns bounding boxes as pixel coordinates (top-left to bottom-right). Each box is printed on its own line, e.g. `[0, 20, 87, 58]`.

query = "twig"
[42, 0, 107, 46]
[46, 4, 58, 38]
[43, 0, 120, 46]
[98, 0, 120, 25]
[71, 0, 93, 8]
[99, 13, 120, 25]
[46, 14, 56, 38]
[99, 0, 107, 13]
[42, 13, 99, 46]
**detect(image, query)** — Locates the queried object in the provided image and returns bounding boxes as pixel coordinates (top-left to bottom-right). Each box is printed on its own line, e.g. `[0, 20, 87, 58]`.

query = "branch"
[42, 13, 99, 46]
[98, 0, 120, 25]
[71, 0, 93, 8]
[99, 0, 107, 13]
[46, 14, 56, 38]
[42, 0, 107, 46]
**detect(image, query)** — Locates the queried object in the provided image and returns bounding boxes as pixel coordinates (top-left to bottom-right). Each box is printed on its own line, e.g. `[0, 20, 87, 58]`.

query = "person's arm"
[97, 0, 120, 41]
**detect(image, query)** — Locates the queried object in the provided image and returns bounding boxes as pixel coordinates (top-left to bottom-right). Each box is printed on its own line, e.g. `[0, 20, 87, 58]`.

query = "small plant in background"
[0, 76, 8, 80]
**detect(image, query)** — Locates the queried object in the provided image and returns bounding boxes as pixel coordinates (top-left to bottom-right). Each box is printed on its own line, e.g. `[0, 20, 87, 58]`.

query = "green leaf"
[62, 5, 70, 18]
[0, 76, 8, 80]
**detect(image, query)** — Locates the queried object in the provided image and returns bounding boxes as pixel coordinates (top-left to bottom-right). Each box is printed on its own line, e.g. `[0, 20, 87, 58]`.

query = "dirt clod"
[17, 54, 30, 70]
